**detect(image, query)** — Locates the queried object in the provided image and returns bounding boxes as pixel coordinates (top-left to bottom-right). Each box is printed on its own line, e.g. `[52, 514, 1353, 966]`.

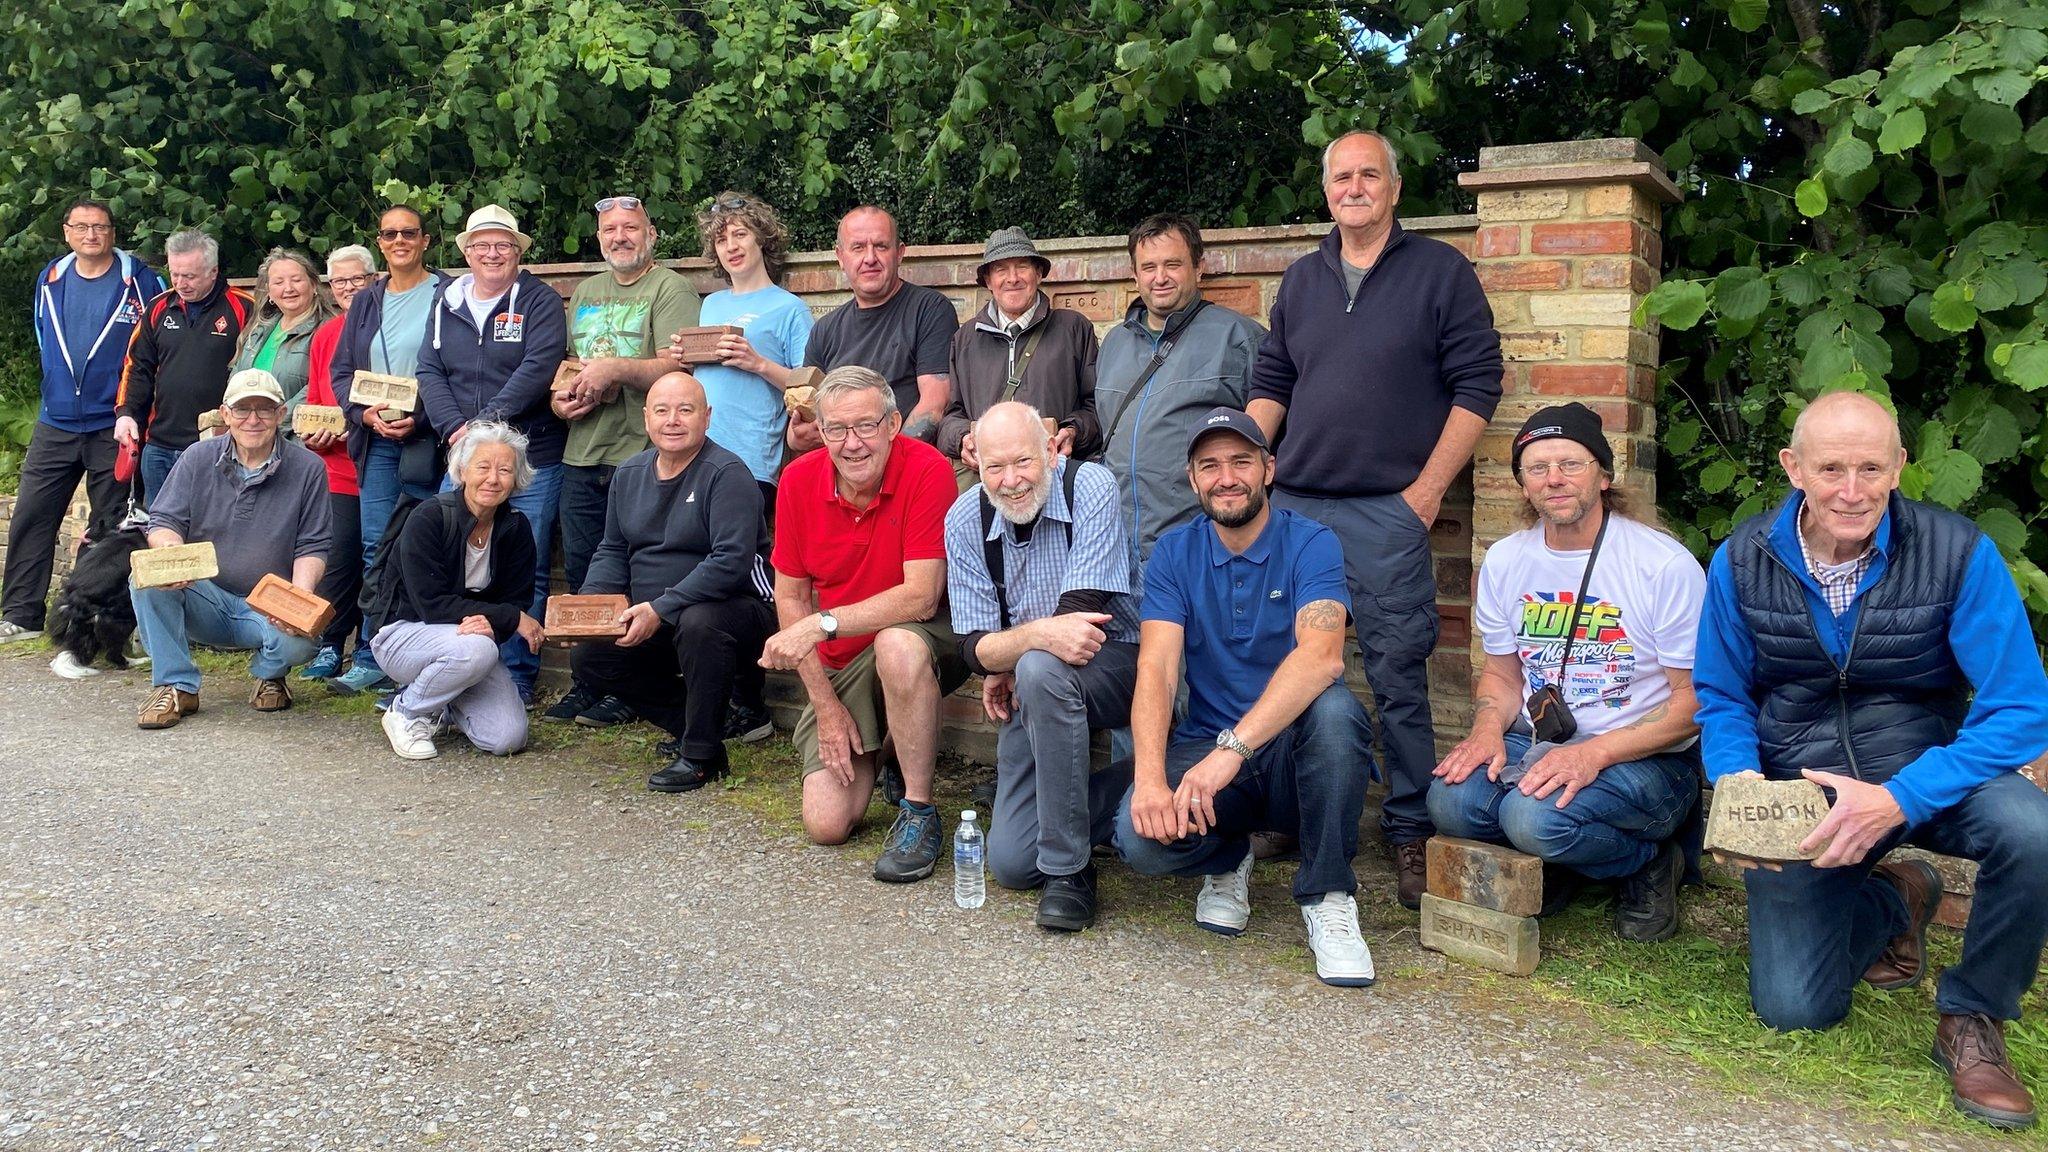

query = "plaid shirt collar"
[1795, 501, 1877, 617]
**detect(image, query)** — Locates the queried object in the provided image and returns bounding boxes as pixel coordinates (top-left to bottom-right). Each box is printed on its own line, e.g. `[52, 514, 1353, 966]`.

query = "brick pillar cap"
[1458, 137, 1682, 204]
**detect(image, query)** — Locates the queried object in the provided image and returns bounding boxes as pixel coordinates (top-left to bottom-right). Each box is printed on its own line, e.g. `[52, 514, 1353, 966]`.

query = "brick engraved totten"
[130, 542, 219, 588]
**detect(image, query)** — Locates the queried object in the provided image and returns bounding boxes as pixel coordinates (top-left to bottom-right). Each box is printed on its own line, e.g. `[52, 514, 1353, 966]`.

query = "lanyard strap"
[1549, 509, 1610, 690]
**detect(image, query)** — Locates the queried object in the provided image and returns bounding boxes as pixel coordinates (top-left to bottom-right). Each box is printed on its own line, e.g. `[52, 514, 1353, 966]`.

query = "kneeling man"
[1114, 408, 1376, 987]
[946, 402, 1138, 930]
[1431, 403, 1705, 941]
[1697, 390, 2048, 1130]
[131, 369, 330, 727]
[762, 366, 969, 882]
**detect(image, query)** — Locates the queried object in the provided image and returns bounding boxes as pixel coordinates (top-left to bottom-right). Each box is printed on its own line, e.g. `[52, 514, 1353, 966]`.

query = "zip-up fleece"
[1248, 222, 1503, 498]
[414, 270, 568, 467]
[34, 250, 164, 432]
[116, 277, 255, 453]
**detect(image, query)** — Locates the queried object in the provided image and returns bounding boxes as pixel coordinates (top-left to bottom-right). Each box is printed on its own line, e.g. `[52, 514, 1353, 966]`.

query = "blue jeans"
[1743, 770, 2048, 1030]
[1114, 683, 1373, 903]
[447, 461, 562, 695]
[140, 442, 182, 507]
[351, 437, 442, 674]
[131, 579, 320, 692]
[1427, 731, 1700, 881]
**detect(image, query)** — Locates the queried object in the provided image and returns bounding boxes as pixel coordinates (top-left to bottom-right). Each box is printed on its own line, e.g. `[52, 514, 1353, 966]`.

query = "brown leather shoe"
[1934, 1012, 2038, 1129]
[1863, 858, 1942, 990]
[1395, 840, 1428, 911]
[250, 678, 293, 712]
[137, 685, 199, 729]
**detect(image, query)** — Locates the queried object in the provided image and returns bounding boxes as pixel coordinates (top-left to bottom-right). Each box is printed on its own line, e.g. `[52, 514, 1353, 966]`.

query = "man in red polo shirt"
[763, 365, 970, 882]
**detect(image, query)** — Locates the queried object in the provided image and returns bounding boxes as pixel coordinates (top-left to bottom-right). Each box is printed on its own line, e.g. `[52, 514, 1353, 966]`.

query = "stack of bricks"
[1419, 835, 1544, 976]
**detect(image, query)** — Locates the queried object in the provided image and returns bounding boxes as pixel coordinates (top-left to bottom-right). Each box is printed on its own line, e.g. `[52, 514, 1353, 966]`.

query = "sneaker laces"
[147, 685, 179, 712]
[884, 809, 930, 854]
[403, 715, 436, 744]
[1304, 896, 1362, 941]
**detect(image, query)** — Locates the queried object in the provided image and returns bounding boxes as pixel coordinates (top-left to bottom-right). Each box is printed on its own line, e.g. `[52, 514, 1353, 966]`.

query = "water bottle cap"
[961, 809, 977, 822]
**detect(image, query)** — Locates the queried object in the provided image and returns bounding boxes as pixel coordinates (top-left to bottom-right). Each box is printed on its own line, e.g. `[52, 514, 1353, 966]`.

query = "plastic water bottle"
[953, 809, 986, 909]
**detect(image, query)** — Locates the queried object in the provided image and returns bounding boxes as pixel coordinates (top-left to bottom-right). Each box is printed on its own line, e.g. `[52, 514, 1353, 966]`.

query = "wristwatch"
[1215, 728, 1255, 760]
[817, 611, 839, 640]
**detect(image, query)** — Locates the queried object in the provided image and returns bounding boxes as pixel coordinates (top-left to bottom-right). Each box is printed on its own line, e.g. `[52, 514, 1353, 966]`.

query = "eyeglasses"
[465, 241, 518, 256]
[64, 222, 113, 235]
[1520, 459, 1596, 480]
[595, 196, 644, 213]
[819, 418, 888, 443]
[228, 404, 281, 422]
[328, 274, 371, 289]
[376, 227, 423, 241]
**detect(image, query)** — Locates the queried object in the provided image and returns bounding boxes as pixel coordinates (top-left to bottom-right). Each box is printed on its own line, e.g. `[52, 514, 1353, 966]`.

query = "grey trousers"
[371, 620, 528, 756]
[1272, 488, 1440, 844]
[989, 642, 1139, 889]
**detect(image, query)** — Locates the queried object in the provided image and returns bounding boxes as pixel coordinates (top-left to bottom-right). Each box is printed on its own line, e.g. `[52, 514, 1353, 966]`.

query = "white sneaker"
[0, 621, 43, 645]
[1195, 849, 1255, 936]
[1302, 892, 1376, 988]
[50, 650, 102, 679]
[382, 709, 440, 760]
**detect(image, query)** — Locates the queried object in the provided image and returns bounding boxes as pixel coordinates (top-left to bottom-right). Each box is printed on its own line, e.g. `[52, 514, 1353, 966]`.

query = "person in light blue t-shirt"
[675, 192, 814, 495]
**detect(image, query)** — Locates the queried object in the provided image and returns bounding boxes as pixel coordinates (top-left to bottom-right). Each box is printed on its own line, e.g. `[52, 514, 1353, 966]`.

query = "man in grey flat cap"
[936, 228, 1101, 489]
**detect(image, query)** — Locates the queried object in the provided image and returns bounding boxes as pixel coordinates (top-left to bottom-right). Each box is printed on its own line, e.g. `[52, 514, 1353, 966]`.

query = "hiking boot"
[330, 662, 391, 695]
[298, 646, 343, 680]
[0, 620, 43, 645]
[1615, 839, 1683, 943]
[1195, 849, 1254, 936]
[1036, 863, 1099, 932]
[873, 803, 942, 883]
[574, 694, 637, 728]
[1539, 863, 1586, 917]
[250, 678, 293, 712]
[1864, 858, 1942, 990]
[1301, 892, 1376, 987]
[382, 709, 439, 761]
[649, 745, 730, 794]
[1934, 1012, 2038, 1130]
[722, 701, 774, 743]
[542, 684, 599, 724]
[1394, 840, 1428, 911]
[137, 685, 198, 729]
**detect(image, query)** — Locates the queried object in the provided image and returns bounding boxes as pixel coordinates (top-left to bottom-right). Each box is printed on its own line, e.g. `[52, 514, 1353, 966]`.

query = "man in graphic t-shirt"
[1429, 403, 1705, 943]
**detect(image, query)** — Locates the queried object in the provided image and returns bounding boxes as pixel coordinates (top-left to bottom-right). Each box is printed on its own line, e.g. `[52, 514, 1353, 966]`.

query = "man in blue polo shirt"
[1114, 408, 1376, 987]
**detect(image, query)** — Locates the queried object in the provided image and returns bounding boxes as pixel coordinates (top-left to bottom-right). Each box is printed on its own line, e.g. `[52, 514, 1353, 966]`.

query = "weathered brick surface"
[1477, 260, 1570, 292]
[1476, 225, 1523, 257]
[1500, 331, 1567, 361]
[131, 542, 219, 588]
[1529, 364, 1631, 395]
[1421, 893, 1540, 976]
[247, 573, 335, 639]
[1530, 221, 1636, 255]
[1476, 189, 1570, 223]
[1705, 776, 1829, 862]
[1427, 835, 1544, 916]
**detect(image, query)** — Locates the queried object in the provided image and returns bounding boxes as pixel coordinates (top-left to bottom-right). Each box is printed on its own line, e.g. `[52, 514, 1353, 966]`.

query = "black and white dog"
[47, 501, 151, 677]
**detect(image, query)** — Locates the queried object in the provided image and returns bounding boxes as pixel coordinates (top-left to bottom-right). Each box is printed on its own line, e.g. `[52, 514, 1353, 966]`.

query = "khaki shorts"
[794, 618, 972, 777]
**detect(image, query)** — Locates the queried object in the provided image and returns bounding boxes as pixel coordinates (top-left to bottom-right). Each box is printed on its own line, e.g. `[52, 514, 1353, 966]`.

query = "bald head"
[975, 402, 1057, 525]
[1780, 390, 1905, 561]
[645, 371, 710, 459]
[973, 401, 1050, 463]
[1789, 390, 1902, 459]
[648, 371, 706, 409]
[835, 206, 904, 305]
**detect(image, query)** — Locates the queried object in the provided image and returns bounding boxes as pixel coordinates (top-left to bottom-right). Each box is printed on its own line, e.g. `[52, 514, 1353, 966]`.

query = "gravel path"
[0, 654, 2000, 1151]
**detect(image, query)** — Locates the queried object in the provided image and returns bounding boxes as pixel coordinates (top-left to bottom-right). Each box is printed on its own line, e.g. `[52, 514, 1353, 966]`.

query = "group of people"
[6, 130, 2045, 1130]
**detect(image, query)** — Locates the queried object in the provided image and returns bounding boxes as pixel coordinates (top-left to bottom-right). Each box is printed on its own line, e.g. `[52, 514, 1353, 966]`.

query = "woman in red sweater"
[298, 244, 375, 680]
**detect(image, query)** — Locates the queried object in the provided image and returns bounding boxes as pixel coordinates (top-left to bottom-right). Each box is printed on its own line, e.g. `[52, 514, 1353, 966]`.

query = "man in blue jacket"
[415, 204, 568, 700]
[1696, 390, 2048, 1130]
[1247, 130, 1504, 908]
[1, 198, 163, 645]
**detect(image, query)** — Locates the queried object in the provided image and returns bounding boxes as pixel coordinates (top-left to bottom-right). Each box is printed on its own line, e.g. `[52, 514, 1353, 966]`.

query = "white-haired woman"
[299, 243, 377, 679]
[366, 421, 544, 760]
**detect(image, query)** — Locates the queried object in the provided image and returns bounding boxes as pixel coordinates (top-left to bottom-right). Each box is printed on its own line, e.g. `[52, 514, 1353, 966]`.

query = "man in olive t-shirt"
[554, 197, 701, 594]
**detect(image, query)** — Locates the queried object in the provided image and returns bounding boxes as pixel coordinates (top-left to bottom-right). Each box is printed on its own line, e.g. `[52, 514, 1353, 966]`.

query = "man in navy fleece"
[1696, 390, 2048, 1131]
[1246, 130, 1504, 909]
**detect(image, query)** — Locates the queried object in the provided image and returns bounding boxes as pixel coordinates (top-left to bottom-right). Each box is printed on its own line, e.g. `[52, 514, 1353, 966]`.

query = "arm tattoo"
[1621, 699, 1671, 730]
[1299, 599, 1345, 632]
[1474, 691, 1513, 718]
[902, 413, 938, 442]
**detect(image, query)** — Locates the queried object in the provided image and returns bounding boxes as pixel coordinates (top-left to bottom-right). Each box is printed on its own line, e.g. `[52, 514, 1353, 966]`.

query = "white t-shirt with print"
[1474, 513, 1706, 739]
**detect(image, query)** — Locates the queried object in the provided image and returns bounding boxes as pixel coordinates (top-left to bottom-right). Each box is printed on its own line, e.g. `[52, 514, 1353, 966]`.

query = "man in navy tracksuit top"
[414, 204, 568, 699]
[1247, 130, 1504, 909]
[1, 198, 164, 645]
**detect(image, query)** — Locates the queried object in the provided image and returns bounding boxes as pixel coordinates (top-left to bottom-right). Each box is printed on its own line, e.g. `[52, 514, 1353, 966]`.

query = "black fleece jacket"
[378, 490, 537, 640]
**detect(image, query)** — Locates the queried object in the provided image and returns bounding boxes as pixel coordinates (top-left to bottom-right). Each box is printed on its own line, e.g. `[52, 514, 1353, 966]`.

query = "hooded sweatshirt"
[34, 249, 165, 433]
[413, 269, 568, 467]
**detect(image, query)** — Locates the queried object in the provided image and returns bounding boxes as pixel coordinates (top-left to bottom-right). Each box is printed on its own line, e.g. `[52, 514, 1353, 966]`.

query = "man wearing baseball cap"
[130, 368, 333, 729]
[1114, 407, 1377, 987]
[1431, 402, 1706, 941]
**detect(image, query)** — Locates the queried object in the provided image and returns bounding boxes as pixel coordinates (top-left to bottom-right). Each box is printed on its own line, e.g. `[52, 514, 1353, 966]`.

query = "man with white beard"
[944, 402, 1140, 931]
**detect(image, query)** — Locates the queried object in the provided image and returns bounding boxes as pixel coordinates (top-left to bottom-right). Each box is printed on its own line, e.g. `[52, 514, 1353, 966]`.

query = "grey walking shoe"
[873, 803, 942, 883]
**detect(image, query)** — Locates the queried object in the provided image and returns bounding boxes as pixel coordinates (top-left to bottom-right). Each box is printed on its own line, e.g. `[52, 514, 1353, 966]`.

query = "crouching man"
[131, 369, 330, 727]
[1114, 409, 1377, 987]
[945, 402, 1138, 930]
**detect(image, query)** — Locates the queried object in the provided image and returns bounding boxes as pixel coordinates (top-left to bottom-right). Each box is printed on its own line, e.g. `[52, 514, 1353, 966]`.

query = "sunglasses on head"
[594, 196, 644, 213]
[712, 196, 752, 212]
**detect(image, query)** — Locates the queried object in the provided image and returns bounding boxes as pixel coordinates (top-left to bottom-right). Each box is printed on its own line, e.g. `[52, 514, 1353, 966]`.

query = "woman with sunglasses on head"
[327, 205, 451, 694]
[294, 244, 377, 681]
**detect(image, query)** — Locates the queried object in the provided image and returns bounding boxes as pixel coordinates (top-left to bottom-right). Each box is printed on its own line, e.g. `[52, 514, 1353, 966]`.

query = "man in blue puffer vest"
[1, 197, 164, 646]
[1696, 389, 2048, 1130]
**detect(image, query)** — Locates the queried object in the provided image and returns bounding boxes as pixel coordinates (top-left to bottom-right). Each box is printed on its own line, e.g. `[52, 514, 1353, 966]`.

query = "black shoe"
[969, 778, 997, 814]
[1614, 839, 1683, 943]
[649, 746, 729, 793]
[873, 803, 941, 883]
[1036, 864, 1099, 932]
[574, 694, 637, 728]
[1539, 863, 1586, 918]
[722, 701, 773, 743]
[543, 685, 598, 723]
[879, 753, 906, 807]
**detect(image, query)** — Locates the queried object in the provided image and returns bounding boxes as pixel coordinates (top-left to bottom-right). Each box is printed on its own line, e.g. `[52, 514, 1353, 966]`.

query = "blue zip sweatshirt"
[413, 269, 568, 467]
[1695, 492, 2048, 826]
[33, 249, 164, 432]
[1248, 222, 1503, 498]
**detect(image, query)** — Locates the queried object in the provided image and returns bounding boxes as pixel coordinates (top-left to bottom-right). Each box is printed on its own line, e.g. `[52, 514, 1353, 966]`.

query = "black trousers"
[315, 491, 362, 651]
[2, 423, 123, 630]
[570, 596, 775, 759]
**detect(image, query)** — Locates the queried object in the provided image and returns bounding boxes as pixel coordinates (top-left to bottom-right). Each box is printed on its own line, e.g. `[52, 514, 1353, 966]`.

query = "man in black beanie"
[1429, 402, 1707, 941]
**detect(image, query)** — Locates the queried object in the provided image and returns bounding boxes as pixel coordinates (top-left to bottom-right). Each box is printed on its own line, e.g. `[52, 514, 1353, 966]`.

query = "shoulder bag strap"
[1102, 300, 1209, 447]
[1548, 509, 1611, 691]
